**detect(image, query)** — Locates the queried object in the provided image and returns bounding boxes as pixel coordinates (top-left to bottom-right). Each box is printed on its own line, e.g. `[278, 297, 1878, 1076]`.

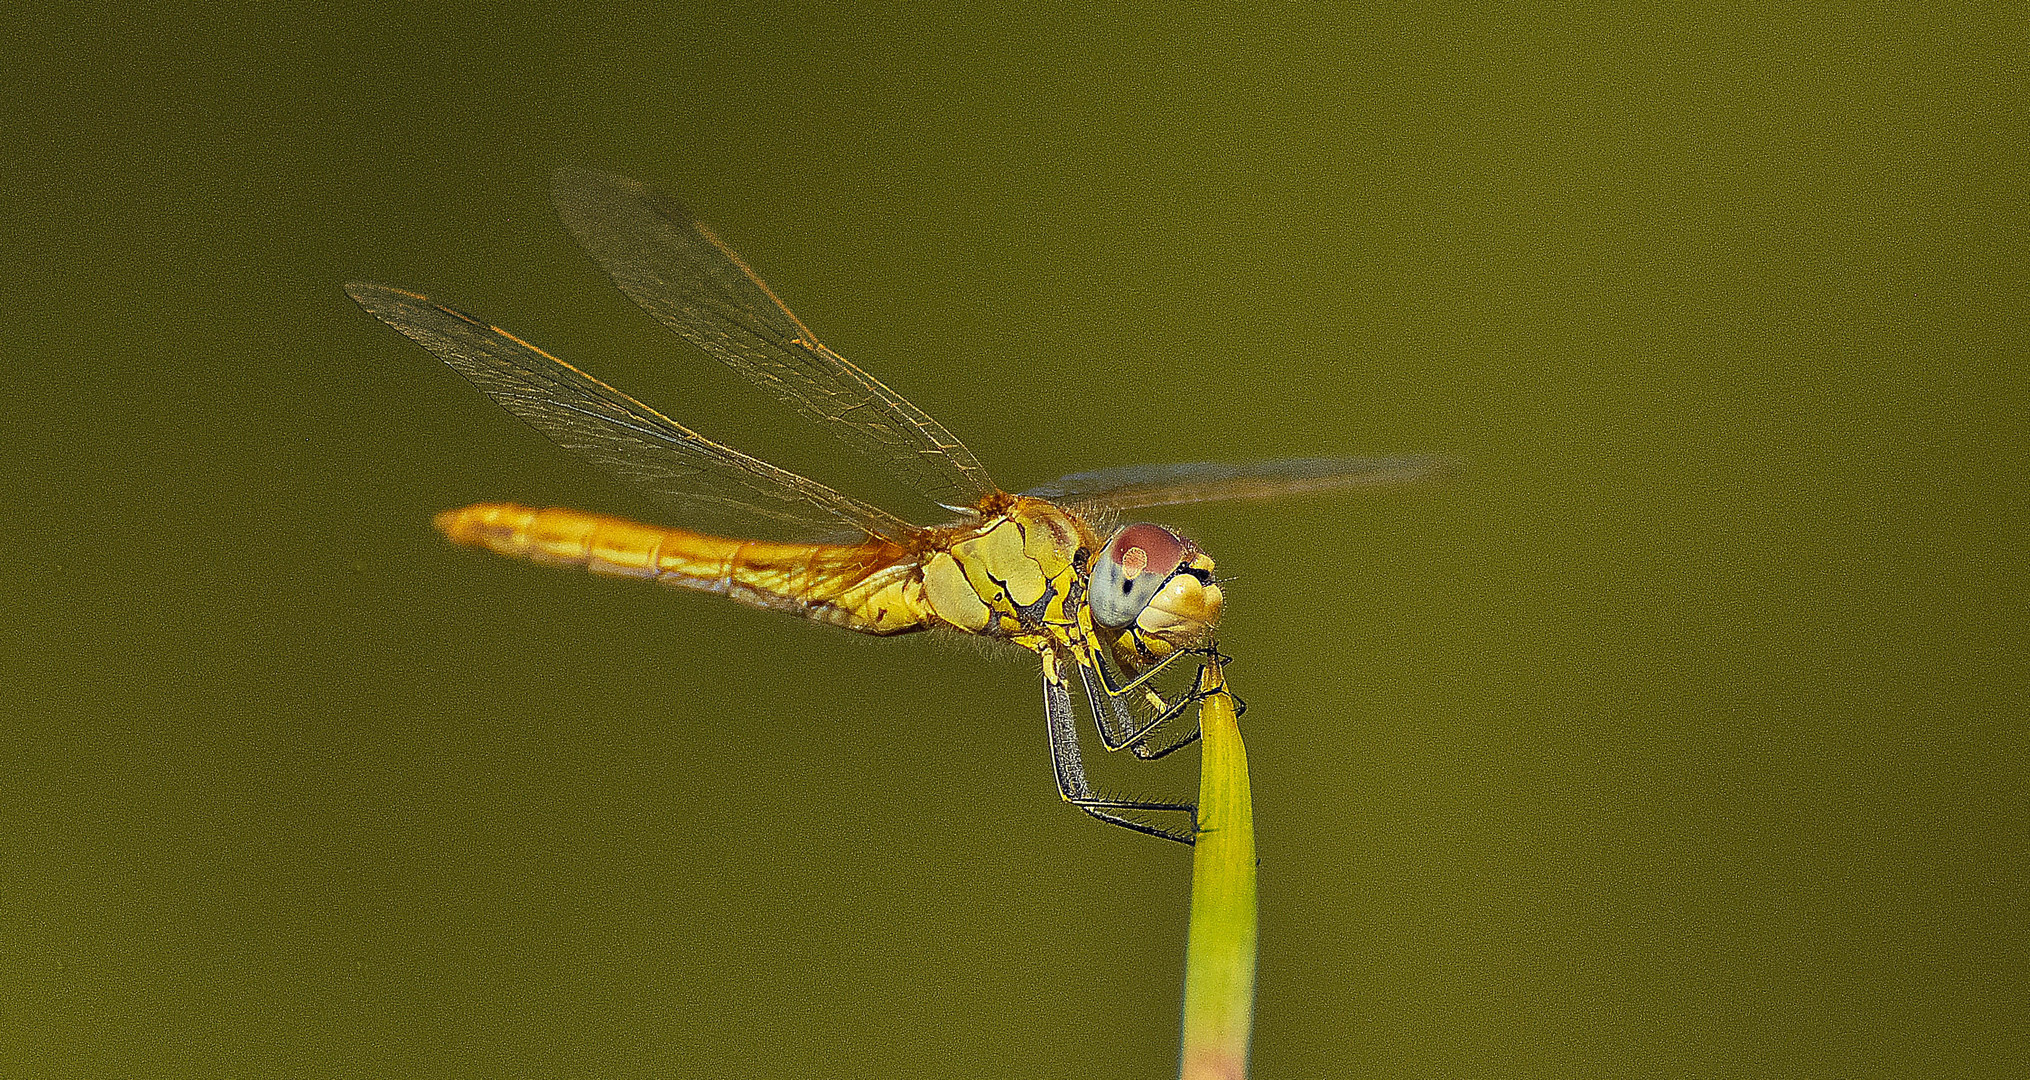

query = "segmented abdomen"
[433, 503, 931, 635]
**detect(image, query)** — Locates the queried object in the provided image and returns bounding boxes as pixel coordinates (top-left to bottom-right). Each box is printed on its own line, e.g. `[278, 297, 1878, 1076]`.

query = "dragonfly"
[347, 167, 1436, 844]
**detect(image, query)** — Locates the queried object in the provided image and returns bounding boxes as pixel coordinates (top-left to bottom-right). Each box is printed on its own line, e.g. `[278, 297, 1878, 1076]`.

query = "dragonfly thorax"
[917, 498, 1094, 640]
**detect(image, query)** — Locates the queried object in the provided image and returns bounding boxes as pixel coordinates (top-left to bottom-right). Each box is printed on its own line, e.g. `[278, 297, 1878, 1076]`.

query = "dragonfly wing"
[1021, 456, 1449, 512]
[347, 283, 917, 539]
[551, 167, 999, 512]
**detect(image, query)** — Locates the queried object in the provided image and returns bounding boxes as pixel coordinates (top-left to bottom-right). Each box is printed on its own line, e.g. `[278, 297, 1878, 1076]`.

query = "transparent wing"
[1021, 456, 1448, 512]
[346, 283, 917, 540]
[551, 166, 998, 513]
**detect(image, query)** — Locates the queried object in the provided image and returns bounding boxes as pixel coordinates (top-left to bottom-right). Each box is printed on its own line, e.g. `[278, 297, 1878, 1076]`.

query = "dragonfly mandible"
[347, 168, 1436, 844]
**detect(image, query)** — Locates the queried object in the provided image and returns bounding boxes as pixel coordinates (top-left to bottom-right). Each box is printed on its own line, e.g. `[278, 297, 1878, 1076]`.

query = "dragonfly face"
[347, 167, 1437, 844]
[1088, 523, 1224, 670]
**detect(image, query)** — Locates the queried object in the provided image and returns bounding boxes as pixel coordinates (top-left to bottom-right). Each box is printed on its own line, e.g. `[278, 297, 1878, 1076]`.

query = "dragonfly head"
[1088, 523, 1224, 653]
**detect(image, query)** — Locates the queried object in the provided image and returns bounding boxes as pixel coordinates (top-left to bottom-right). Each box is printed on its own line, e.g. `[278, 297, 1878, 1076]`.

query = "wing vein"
[551, 166, 999, 513]
[344, 282, 916, 539]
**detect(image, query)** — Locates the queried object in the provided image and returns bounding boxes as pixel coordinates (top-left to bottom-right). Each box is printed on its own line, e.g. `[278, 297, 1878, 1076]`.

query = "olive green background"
[5, 4, 2023, 1077]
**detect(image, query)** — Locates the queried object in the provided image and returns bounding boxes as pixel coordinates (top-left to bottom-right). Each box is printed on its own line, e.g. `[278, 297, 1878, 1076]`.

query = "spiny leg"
[1121, 644, 1246, 759]
[1080, 643, 1194, 753]
[1127, 710, 1203, 760]
[1119, 658, 1210, 760]
[1085, 642, 1237, 758]
[1077, 651, 1161, 751]
[1125, 647, 1246, 759]
[1096, 638, 1192, 697]
[1042, 659, 1196, 845]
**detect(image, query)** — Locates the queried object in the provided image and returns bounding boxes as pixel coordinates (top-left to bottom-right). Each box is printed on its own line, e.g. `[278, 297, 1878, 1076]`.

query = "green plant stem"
[1179, 658, 1256, 1080]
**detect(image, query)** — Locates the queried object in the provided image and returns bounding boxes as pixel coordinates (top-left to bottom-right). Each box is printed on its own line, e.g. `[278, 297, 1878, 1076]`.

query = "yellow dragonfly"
[347, 168, 1435, 844]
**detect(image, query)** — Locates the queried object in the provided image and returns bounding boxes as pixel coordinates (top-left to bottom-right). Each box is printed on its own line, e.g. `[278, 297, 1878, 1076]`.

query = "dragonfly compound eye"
[1089, 522, 1191, 628]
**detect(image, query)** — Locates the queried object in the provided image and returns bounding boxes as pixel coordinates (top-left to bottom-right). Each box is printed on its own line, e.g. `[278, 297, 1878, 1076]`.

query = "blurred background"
[4, 3, 2023, 1077]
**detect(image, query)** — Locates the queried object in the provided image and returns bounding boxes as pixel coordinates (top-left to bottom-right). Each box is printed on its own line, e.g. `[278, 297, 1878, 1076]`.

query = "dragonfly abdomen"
[434, 503, 932, 635]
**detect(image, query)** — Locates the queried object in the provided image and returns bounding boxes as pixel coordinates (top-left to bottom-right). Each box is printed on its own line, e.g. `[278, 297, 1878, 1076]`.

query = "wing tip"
[552, 164, 655, 208]
[1397, 454, 1459, 483]
[550, 162, 605, 192]
[343, 280, 426, 305]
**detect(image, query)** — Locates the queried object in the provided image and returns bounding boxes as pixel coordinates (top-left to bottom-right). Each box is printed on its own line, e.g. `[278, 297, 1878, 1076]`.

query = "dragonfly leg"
[1117, 646, 1242, 760]
[1043, 661, 1196, 845]
[1077, 653, 1164, 752]
[1097, 641, 1191, 698]
[1123, 659, 1211, 760]
[1082, 641, 1235, 758]
[1127, 711, 1202, 760]
[1076, 642, 1188, 753]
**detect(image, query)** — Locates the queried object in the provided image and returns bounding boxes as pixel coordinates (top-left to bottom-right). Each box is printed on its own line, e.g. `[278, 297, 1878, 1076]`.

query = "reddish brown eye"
[1113, 523, 1186, 576]
[1089, 523, 1189, 628]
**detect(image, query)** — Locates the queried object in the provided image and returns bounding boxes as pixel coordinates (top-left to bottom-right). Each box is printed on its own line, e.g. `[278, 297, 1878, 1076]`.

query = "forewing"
[551, 167, 998, 512]
[346, 282, 916, 539]
[1022, 456, 1448, 512]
